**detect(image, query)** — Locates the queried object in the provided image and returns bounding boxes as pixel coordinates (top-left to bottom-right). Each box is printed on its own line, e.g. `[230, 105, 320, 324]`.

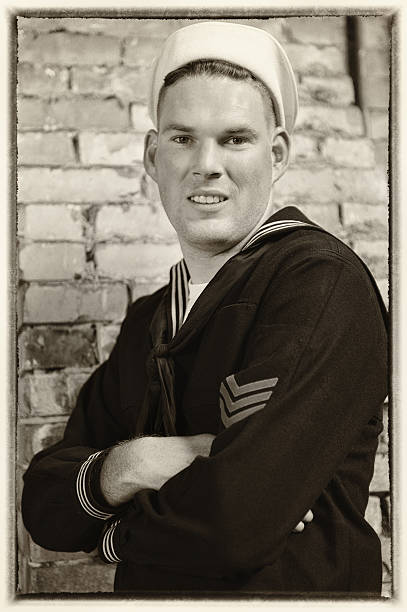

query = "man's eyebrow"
[162, 124, 195, 134]
[223, 127, 259, 137]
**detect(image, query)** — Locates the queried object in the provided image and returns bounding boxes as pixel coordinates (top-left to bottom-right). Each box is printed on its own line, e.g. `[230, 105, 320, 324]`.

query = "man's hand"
[100, 434, 215, 507]
[292, 509, 313, 533]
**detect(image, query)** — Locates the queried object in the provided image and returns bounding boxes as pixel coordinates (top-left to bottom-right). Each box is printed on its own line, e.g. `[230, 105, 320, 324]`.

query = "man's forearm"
[100, 434, 215, 506]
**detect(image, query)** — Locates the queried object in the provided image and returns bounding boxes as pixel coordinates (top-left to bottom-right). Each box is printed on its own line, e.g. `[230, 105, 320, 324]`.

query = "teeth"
[190, 195, 226, 204]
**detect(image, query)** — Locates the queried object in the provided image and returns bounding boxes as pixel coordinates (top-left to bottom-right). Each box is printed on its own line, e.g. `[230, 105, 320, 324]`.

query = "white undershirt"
[182, 281, 208, 323]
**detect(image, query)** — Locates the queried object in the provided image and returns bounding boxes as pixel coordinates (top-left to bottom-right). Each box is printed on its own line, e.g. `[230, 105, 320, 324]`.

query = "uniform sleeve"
[97, 249, 387, 576]
[21, 327, 129, 553]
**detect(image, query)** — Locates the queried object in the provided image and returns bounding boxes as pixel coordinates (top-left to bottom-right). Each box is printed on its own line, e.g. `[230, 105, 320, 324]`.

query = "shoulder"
[119, 285, 167, 337]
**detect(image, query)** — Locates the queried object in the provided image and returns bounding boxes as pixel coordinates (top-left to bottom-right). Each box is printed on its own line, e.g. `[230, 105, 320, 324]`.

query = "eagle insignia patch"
[220, 374, 278, 427]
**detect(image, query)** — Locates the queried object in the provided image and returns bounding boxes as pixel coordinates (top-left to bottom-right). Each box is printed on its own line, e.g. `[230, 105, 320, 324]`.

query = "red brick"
[18, 205, 84, 240]
[341, 203, 388, 228]
[358, 17, 390, 50]
[17, 63, 69, 96]
[296, 106, 364, 136]
[71, 66, 151, 103]
[18, 167, 142, 203]
[368, 110, 389, 140]
[274, 168, 337, 204]
[299, 75, 355, 106]
[23, 283, 128, 323]
[123, 36, 163, 67]
[18, 31, 121, 66]
[19, 326, 98, 371]
[287, 17, 346, 46]
[370, 453, 390, 493]
[333, 169, 388, 205]
[46, 97, 129, 131]
[17, 98, 48, 130]
[79, 133, 144, 166]
[363, 76, 390, 110]
[291, 134, 319, 163]
[130, 102, 154, 131]
[95, 204, 176, 241]
[131, 281, 165, 302]
[285, 44, 346, 75]
[17, 133, 76, 166]
[28, 560, 115, 593]
[97, 324, 121, 362]
[19, 243, 86, 281]
[95, 242, 182, 280]
[365, 495, 382, 535]
[19, 372, 70, 416]
[321, 138, 375, 168]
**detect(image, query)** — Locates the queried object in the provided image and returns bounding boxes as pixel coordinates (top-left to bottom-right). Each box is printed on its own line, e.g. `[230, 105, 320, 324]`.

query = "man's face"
[145, 75, 286, 254]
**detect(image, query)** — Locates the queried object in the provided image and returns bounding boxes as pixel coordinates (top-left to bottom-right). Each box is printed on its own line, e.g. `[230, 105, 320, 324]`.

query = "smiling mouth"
[188, 195, 227, 204]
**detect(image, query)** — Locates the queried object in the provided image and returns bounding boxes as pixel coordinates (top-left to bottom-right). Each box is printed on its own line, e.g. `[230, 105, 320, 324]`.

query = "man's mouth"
[188, 195, 227, 204]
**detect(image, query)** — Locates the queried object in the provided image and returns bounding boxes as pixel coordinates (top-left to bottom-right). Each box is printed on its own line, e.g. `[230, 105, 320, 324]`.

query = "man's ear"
[143, 129, 159, 183]
[271, 127, 291, 184]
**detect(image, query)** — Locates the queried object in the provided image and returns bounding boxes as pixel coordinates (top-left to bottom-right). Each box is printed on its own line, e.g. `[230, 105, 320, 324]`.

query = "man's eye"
[173, 136, 192, 144]
[227, 136, 249, 145]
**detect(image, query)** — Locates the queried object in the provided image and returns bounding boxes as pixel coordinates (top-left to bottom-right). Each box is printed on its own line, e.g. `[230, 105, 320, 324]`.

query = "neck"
[180, 206, 275, 284]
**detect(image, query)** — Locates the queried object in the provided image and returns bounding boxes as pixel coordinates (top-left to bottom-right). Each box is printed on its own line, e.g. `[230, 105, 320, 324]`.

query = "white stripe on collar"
[168, 218, 314, 339]
[242, 219, 313, 251]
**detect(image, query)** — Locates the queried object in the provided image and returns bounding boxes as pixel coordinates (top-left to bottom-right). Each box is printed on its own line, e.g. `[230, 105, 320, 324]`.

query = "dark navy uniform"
[22, 206, 388, 595]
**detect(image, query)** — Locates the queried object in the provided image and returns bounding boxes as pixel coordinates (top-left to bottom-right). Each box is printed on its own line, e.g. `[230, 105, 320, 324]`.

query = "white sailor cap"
[148, 21, 298, 134]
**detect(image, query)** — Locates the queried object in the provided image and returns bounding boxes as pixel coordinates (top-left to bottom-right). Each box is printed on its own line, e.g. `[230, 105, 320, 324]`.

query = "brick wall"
[16, 16, 390, 595]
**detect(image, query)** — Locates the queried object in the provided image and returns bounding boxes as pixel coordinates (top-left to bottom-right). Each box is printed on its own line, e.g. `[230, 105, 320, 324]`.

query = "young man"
[22, 22, 388, 595]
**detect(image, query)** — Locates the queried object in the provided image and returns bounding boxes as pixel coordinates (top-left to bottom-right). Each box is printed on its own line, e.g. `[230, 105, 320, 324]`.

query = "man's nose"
[192, 141, 223, 179]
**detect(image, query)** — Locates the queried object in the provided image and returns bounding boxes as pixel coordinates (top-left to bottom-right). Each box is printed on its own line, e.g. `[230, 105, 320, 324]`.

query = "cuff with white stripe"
[99, 519, 122, 564]
[76, 451, 115, 520]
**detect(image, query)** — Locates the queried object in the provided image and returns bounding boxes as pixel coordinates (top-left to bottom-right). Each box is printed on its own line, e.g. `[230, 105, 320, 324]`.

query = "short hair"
[157, 58, 277, 127]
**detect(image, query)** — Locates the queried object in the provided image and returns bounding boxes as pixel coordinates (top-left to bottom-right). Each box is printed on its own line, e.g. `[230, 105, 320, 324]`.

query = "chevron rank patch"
[220, 373, 278, 428]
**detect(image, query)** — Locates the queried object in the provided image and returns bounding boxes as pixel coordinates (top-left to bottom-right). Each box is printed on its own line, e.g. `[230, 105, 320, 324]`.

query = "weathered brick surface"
[341, 203, 388, 228]
[17, 132, 76, 166]
[365, 495, 382, 535]
[321, 138, 375, 168]
[358, 17, 390, 50]
[95, 204, 176, 241]
[299, 75, 355, 106]
[19, 370, 92, 417]
[286, 16, 346, 46]
[71, 66, 150, 103]
[28, 560, 115, 593]
[296, 106, 364, 136]
[23, 283, 128, 323]
[131, 102, 155, 132]
[18, 205, 84, 240]
[19, 243, 87, 281]
[95, 242, 182, 280]
[46, 98, 129, 131]
[363, 76, 390, 111]
[17, 63, 69, 96]
[370, 453, 390, 493]
[291, 134, 319, 163]
[79, 133, 144, 166]
[333, 169, 388, 205]
[368, 110, 389, 140]
[19, 421, 67, 465]
[274, 168, 337, 204]
[97, 324, 121, 362]
[19, 326, 97, 371]
[18, 31, 121, 66]
[123, 36, 164, 67]
[17, 98, 48, 130]
[285, 44, 346, 75]
[131, 281, 165, 302]
[18, 167, 142, 203]
[293, 203, 341, 233]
